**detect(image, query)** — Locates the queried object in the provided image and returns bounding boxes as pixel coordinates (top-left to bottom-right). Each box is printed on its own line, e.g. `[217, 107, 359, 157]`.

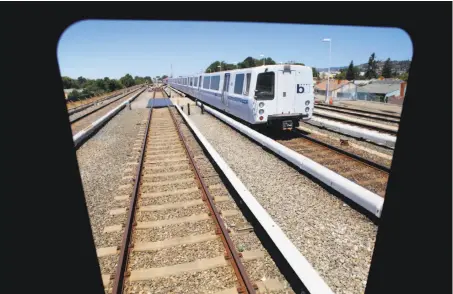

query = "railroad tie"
[142, 178, 195, 187]
[103, 224, 123, 233]
[133, 233, 218, 251]
[128, 249, 264, 281]
[139, 199, 203, 211]
[136, 213, 211, 229]
[140, 187, 199, 198]
[114, 195, 130, 201]
[145, 157, 188, 164]
[96, 246, 118, 257]
[109, 207, 127, 216]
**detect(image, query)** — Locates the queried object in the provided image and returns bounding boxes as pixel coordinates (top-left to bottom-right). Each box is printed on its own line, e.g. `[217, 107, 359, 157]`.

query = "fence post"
[201, 103, 204, 114]
[187, 103, 190, 115]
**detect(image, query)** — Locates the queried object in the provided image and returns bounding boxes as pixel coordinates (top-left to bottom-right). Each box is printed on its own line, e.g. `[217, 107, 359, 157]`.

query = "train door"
[276, 70, 296, 114]
[221, 73, 230, 110]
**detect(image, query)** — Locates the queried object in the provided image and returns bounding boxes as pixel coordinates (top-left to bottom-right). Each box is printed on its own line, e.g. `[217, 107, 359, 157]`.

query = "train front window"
[255, 72, 275, 100]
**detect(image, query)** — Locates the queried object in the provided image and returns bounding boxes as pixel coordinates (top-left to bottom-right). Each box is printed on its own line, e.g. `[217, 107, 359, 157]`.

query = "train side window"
[210, 75, 220, 91]
[203, 76, 210, 89]
[255, 72, 275, 100]
[189, 78, 192, 86]
[194, 77, 198, 87]
[234, 73, 244, 95]
[245, 73, 251, 96]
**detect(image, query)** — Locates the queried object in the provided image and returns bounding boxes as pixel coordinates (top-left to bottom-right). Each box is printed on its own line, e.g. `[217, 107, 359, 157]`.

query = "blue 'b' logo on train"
[296, 84, 305, 94]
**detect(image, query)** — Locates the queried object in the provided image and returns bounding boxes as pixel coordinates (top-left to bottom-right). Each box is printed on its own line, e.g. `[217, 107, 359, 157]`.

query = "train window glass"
[234, 74, 244, 94]
[194, 77, 198, 87]
[210, 75, 220, 90]
[203, 76, 210, 89]
[245, 73, 251, 95]
[255, 72, 275, 100]
[189, 78, 192, 86]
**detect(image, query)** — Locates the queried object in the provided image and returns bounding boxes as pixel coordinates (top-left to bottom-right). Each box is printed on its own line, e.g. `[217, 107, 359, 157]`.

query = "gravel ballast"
[181, 106, 378, 294]
[71, 90, 144, 135]
[69, 93, 123, 121]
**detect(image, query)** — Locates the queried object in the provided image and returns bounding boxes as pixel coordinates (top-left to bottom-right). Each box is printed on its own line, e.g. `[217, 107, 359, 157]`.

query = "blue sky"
[57, 20, 413, 79]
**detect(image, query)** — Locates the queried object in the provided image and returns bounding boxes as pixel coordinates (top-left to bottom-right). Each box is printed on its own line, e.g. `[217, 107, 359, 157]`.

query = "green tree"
[353, 66, 362, 79]
[335, 69, 346, 80]
[346, 61, 355, 81]
[94, 79, 106, 91]
[365, 53, 378, 79]
[398, 72, 409, 81]
[205, 61, 221, 73]
[68, 90, 81, 100]
[262, 57, 276, 66]
[120, 74, 135, 87]
[239, 57, 256, 69]
[77, 76, 87, 88]
[312, 67, 319, 78]
[382, 58, 392, 78]
[62, 76, 74, 89]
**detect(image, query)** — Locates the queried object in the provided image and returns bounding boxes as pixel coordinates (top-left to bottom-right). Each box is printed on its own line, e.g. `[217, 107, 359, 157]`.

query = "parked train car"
[167, 64, 314, 130]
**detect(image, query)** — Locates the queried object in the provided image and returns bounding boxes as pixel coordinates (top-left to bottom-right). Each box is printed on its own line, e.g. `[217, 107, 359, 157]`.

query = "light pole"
[260, 54, 265, 66]
[322, 38, 332, 104]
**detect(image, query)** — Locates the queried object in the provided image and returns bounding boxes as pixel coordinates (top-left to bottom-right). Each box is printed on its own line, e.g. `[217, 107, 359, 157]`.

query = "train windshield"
[255, 72, 275, 100]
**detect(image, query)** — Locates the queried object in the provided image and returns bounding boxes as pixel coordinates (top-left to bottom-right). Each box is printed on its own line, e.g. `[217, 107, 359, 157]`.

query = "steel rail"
[111, 108, 152, 294]
[291, 128, 390, 173]
[314, 102, 401, 119]
[169, 106, 256, 294]
[70, 89, 139, 124]
[314, 104, 400, 123]
[312, 112, 398, 135]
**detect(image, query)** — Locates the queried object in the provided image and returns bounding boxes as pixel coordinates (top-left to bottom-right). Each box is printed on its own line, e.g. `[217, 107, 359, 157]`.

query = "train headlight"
[259, 102, 265, 108]
[259, 109, 264, 115]
[305, 107, 310, 113]
[305, 100, 310, 106]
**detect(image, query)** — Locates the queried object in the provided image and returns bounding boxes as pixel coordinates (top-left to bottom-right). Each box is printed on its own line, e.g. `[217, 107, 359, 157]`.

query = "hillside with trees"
[317, 53, 410, 81]
[204, 56, 319, 77]
[62, 74, 152, 101]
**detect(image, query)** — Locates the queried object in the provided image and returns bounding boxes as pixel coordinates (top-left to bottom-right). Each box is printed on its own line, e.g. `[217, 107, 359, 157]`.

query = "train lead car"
[165, 64, 314, 131]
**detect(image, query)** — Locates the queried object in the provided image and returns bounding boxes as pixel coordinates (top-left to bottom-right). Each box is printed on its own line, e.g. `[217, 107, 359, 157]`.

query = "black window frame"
[255, 72, 275, 100]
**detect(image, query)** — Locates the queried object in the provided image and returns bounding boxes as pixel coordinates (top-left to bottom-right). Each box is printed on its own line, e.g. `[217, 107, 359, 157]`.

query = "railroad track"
[266, 128, 389, 198]
[70, 88, 142, 135]
[314, 104, 400, 124]
[314, 102, 401, 120]
[311, 109, 399, 135]
[165, 86, 389, 199]
[101, 98, 293, 293]
[68, 86, 142, 114]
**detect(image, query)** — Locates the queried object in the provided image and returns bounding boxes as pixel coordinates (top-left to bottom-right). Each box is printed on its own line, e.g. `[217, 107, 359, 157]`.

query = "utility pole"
[322, 38, 332, 104]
